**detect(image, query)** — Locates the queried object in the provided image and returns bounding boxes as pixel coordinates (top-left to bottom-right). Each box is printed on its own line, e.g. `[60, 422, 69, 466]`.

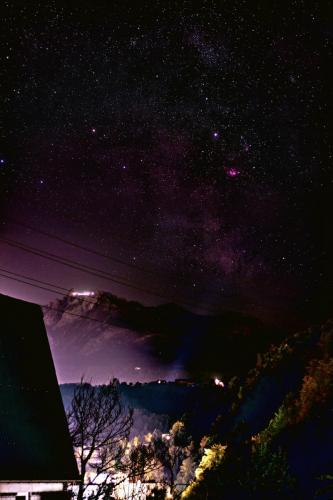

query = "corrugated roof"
[0, 294, 79, 481]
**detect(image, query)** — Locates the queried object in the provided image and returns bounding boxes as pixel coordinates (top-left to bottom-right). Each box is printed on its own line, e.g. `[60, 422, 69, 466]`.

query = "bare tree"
[67, 379, 133, 500]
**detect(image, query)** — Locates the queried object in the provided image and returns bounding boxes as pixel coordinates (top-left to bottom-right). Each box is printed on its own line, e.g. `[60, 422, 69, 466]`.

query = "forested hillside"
[183, 320, 333, 499]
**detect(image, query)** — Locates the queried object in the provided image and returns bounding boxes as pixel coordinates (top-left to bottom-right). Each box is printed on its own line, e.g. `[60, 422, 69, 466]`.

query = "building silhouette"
[0, 294, 79, 500]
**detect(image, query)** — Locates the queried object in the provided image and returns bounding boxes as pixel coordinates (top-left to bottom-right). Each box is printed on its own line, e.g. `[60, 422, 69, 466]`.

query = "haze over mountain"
[44, 290, 280, 384]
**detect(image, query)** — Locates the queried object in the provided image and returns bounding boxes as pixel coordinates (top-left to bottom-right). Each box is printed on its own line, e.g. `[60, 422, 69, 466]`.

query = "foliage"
[127, 441, 157, 482]
[248, 442, 296, 498]
[151, 421, 193, 495]
[194, 444, 226, 482]
[181, 441, 295, 499]
[316, 473, 333, 497]
[294, 357, 333, 422]
[176, 455, 197, 494]
[111, 420, 199, 498]
[66, 323, 333, 499]
[181, 444, 226, 499]
[255, 396, 293, 444]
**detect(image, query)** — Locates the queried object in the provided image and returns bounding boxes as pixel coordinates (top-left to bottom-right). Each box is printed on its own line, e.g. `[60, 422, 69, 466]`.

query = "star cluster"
[0, 1, 331, 324]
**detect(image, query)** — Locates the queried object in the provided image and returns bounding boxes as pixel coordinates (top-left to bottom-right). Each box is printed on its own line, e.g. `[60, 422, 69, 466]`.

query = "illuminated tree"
[181, 441, 295, 499]
[295, 358, 333, 422]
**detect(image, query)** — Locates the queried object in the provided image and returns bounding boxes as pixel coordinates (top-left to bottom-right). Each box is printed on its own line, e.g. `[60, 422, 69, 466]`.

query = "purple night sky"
[0, 1, 331, 331]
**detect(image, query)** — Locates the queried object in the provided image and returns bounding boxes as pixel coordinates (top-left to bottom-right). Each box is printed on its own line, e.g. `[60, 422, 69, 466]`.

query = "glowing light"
[134, 366, 141, 371]
[91, 127, 96, 133]
[71, 291, 95, 297]
[225, 167, 240, 178]
[166, 487, 173, 499]
[214, 377, 224, 387]
[212, 131, 219, 139]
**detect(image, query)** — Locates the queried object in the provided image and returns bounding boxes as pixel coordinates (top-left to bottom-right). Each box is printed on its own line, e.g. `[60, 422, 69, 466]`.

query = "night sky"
[0, 1, 332, 327]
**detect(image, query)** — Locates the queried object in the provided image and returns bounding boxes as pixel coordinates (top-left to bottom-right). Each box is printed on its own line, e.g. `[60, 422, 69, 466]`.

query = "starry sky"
[0, 1, 332, 327]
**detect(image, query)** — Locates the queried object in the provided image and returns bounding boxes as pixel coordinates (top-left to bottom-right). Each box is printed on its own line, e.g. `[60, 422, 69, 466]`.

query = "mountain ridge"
[44, 290, 282, 384]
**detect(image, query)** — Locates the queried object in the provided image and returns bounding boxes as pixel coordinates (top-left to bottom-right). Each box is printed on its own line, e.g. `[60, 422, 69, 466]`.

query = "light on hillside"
[214, 377, 225, 387]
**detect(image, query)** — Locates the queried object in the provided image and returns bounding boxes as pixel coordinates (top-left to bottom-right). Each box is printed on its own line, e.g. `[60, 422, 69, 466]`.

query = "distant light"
[71, 291, 95, 297]
[212, 131, 219, 139]
[91, 128, 96, 133]
[134, 366, 141, 371]
[214, 377, 224, 387]
[225, 167, 240, 178]
[0, 159, 5, 165]
[166, 486, 173, 499]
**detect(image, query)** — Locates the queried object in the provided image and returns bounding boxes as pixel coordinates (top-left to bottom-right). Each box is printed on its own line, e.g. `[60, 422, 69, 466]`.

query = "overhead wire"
[0, 270, 106, 323]
[5, 217, 225, 302]
[0, 236, 221, 313]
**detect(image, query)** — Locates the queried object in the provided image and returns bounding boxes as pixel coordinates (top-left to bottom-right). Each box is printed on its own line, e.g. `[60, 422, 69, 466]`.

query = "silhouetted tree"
[152, 421, 193, 497]
[67, 379, 133, 500]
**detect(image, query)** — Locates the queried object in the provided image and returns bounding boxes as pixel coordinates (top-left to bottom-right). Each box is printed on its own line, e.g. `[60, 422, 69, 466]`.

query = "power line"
[0, 271, 111, 324]
[1, 235, 134, 283]
[0, 266, 69, 293]
[6, 218, 157, 276]
[0, 269, 222, 329]
[0, 238, 220, 313]
[0, 272, 105, 322]
[0, 236, 219, 312]
[0, 266, 101, 307]
[5, 218, 224, 301]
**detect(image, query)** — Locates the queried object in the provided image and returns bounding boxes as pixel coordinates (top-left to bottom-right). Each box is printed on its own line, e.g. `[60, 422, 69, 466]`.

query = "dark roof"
[0, 294, 79, 480]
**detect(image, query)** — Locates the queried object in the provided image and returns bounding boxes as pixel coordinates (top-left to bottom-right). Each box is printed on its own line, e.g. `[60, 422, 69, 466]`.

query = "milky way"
[0, 1, 331, 325]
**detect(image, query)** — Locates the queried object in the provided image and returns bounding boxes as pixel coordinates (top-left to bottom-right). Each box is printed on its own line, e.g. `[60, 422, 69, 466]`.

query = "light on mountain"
[214, 377, 224, 387]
